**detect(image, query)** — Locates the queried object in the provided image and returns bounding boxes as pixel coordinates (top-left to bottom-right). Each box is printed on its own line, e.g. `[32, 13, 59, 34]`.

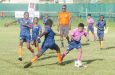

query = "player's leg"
[52, 44, 62, 64]
[24, 43, 48, 68]
[24, 51, 43, 68]
[18, 40, 24, 61]
[61, 50, 70, 61]
[97, 31, 103, 49]
[87, 26, 90, 40]
[26, 42, 35, 56]
[64, 27, 70, 43]
[75, 48, 83, 67]
[61, 41, 73, 61]
[35, 40, 40, 52]
[100, 32, 104, 49]
[60, 26, 64, 47]
[26, 35, 35, 56]
[91, 27, 97, 41]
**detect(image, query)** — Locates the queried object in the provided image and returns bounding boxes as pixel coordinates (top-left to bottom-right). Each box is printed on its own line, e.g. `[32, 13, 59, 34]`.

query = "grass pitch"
[0, 18, 115, 75]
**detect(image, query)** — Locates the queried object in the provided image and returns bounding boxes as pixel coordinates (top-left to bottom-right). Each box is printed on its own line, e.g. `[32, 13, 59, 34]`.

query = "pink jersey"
[87, 17, 94, 26]
[71, 28, 87, 41]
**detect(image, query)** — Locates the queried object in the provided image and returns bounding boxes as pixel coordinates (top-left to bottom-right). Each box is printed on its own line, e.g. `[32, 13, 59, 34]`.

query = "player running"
[5, 12, 34, 61]
[96, 15, 106, 49]
[87, 14, 97, 41]
[31, 17, 42, 51]
[43, 13, 49, 26]
[24, 19, 62, 68]
[61, 23, 89, 68]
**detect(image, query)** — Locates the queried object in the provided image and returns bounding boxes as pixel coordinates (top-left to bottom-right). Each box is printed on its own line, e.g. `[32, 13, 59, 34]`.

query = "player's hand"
[37, 37, 40, 41]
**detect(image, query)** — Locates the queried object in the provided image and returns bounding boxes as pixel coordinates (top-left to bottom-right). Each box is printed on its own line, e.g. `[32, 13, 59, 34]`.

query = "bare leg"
[91, 31, 97, 41]
[26, 42, 34, 56]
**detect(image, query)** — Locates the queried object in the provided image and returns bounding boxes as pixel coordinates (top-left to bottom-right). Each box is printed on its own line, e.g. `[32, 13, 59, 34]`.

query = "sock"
[31, 56, 38, 63]
[61, 51, 68, 61]
[100, 41, 103, 48]
[36, 47, 40, 51]
[18, 47, 23, 58]
[57, 53, 62, 64]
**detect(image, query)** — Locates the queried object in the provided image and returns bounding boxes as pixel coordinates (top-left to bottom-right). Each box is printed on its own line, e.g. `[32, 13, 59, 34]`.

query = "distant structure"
[90, 0, 98, 3]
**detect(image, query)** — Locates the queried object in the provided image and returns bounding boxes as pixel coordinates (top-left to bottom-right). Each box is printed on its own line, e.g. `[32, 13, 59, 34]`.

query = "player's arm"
[4, 20, 17, 27]
[70, 29, 76, 40]
[69, 13, 72, 30]
[104, 21, 107, 30]
[57, 13, 60, 31]
[96, 21, 101, 30]
[23, 23, 32, 28]
[39, 26, 42, 35]
[84, 31, 89, 41]
[37, 31, 47, 40]
[55, 32, 61, 36]
[37, 27, 48, 39]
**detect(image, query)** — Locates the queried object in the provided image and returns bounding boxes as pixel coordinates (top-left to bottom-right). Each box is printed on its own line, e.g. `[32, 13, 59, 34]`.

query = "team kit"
[5, 5, 107, 68]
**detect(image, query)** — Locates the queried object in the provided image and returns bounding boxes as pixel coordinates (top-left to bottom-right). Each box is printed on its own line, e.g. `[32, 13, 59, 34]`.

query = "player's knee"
[19, 43, 23, 47]
[78, 49, 82, 53]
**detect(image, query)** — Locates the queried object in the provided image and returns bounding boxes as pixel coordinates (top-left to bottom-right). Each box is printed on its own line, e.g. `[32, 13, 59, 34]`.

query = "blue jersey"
[32, 24, 42, 40]
[18, 18, 32, 36]
[44, 26, 55, 43]
[43, 18, 48, 25]
[96, 20, 106, 31]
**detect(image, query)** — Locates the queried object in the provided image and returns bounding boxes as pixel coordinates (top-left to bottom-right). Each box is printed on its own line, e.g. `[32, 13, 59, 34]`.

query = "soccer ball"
[75, 60, 82, 68]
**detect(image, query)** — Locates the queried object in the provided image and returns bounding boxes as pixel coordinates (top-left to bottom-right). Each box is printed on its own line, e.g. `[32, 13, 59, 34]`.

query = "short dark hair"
[88, 14, 91, 16]
[33, 17, 39, 21]
[78, 23, 84, 28]
[100, 15, 104, 18]
[62, 4, 67, 8]
[24, 12, 29, 15]
[45, 19, 53, 26]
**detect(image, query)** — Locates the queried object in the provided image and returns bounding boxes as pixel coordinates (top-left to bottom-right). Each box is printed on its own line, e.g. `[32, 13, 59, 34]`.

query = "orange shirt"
[58, 11, 71, 26]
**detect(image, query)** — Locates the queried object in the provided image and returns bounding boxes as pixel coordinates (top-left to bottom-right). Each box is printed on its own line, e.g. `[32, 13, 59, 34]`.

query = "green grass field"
[0, 18, 115, 75]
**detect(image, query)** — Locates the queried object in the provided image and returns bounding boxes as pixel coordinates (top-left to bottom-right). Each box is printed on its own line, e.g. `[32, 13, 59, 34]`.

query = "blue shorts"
[32, 35, 41, 43]
[97, 30, 104, 40]
[40, 41, 60, 53]
[87, 25, 94, 32]
[20, 34, 31, 43]
[67, 40, 82, 51]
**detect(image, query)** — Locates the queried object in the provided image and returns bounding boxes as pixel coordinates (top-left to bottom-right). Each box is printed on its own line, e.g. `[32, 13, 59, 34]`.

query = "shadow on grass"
[81, 43, 90, 46]
[62, 59, 75, 65]
[105, 46, 115, 50]
[0, 58, 22, 68]
[33, 59, 75, 67]
[39, 55, 56, 61]
[33, 62, 57, 67]
[83, 59, 104, 65]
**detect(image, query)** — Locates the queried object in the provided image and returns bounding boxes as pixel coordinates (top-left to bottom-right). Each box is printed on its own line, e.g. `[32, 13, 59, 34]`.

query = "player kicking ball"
[31, 17, 42, 51]
[24, 19, 62, 68]
[96, 15, 106, 49]
[61, 23, 89, 68]
[5, 12, 35, 61]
